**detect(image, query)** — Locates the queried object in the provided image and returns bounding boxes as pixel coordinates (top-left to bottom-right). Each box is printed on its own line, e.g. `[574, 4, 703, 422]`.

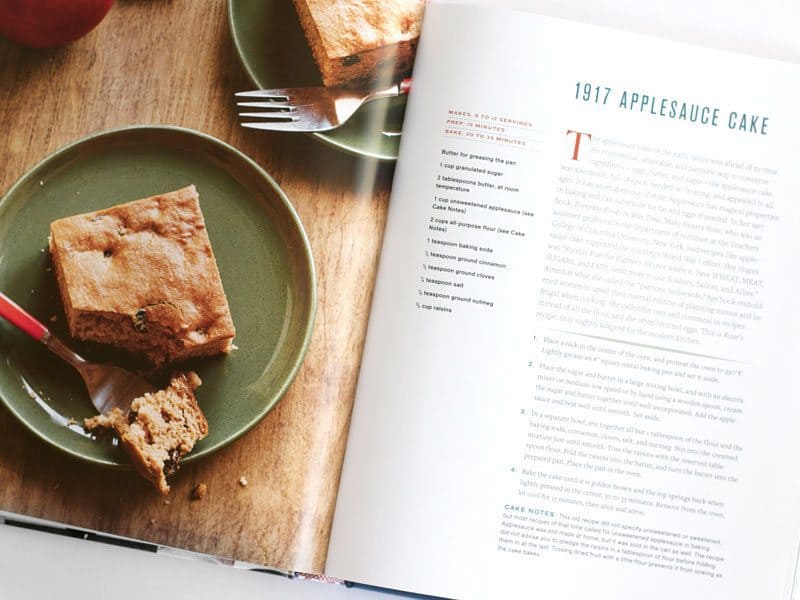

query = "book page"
[326, 4, 800, 599]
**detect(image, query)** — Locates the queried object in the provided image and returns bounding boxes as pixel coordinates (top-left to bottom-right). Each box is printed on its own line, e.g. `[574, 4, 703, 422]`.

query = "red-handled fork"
[0, 292, 156, 415]
[236, 77, 412, 133]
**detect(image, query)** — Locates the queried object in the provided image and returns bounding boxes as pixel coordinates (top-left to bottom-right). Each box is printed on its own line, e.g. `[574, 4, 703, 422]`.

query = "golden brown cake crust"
[84, 372, 208, 494]
[292, 0, 424, 85]
[49, 185, 235, 366]
[298, 0, 423, 58]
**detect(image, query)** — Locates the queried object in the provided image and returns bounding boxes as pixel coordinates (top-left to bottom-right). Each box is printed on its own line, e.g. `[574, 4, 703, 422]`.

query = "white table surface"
[1, 1, 798, 598]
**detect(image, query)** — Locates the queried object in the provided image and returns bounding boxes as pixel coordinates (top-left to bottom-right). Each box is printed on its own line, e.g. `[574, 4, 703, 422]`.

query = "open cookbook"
[2, 2, 800, 600]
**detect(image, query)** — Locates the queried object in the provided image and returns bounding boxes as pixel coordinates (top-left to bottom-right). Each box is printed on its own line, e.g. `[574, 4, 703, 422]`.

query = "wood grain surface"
[0, 0, 392, 573]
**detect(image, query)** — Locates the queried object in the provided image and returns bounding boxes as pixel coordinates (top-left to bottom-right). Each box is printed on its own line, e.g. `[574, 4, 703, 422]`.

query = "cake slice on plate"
[292, 0, 425, 86]
[49, 185, 235, 367]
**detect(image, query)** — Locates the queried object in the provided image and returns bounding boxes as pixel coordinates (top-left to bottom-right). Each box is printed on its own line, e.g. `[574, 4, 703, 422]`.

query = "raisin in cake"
[49, 185, 235, 367]
[84, 372, 208, 494]
[292, 0, 424, 86]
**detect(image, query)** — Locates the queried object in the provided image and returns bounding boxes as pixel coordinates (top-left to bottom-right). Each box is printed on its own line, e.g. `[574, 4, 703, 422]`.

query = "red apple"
[0, 0, 114, 49]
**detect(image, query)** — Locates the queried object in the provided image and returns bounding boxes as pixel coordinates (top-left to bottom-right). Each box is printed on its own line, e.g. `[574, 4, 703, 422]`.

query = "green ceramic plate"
[0, 125, 316, 467]
[228, 0, 406, 161]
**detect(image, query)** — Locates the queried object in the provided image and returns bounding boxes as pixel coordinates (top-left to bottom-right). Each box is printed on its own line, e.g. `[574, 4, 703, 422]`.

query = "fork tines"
[235, 90, 290, 100]
[236, 90, 300, 123]
[234, 83, 369, 132]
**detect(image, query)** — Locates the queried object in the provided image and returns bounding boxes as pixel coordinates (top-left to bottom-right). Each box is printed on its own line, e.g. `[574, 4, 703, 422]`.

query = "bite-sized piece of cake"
[84, 372, 208, 494]
[292, 0, 424, 86]
[49, 185, 235, 367]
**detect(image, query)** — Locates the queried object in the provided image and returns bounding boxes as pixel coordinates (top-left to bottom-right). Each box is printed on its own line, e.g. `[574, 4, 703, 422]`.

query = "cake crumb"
[49, 315, 57, 323]
[238, 475, 248, 487]
[191, 483, 207, 500]
[65, 417, 77, 426]
[149, 518, 156, 525]
[163, 499, 171, 505]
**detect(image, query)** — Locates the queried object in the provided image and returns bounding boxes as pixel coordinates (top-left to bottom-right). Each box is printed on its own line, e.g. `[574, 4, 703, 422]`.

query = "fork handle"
[0, 292, 48, 341]
[368, 78, 413, 103]
[0, 292, 86, 369]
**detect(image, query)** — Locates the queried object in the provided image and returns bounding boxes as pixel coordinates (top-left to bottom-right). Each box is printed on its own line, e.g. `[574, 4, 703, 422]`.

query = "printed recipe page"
[327, 5, 800, 600]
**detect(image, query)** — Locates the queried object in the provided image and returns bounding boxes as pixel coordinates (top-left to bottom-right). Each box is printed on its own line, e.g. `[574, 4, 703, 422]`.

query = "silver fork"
[236, 78, 411, 133]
